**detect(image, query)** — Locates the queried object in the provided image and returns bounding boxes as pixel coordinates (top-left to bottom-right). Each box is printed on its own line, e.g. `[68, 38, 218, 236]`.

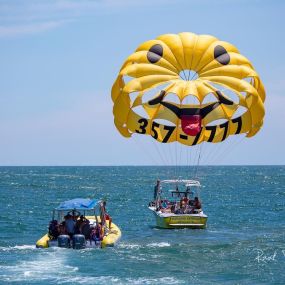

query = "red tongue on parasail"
[181, 115, 202, 136]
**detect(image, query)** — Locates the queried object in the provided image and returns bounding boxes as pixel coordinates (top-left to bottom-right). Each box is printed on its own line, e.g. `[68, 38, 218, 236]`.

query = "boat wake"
[118, 242, 171, 250]
[0, 250, 78, 283]
[147, 242, 171, 248]
[0, 245, 35, 252]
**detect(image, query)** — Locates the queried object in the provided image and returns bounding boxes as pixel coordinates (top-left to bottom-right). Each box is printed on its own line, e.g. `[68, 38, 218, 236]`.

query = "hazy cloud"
[0, 21, 67, 37]
[0, 0, 176, 37]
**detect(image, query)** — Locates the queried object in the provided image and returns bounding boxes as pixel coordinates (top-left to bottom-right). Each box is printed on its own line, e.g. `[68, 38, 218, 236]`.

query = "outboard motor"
[58, 235, 70, 248]
[72, 234, 86, 249]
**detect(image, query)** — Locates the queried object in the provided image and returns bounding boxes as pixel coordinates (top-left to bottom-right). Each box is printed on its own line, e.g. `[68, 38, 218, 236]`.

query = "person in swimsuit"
[102, 201, 112, 229]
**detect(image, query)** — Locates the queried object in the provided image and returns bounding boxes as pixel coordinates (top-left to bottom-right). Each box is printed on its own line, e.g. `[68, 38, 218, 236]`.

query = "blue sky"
[0, 0, 284, 165]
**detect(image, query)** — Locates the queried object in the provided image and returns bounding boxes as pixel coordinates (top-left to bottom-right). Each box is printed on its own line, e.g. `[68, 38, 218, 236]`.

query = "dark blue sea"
[0, 166, 284, 284]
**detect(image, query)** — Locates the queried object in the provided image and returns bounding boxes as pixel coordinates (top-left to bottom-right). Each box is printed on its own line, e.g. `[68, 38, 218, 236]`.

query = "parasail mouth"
[181, 115, 202, 136]
[147, 90, 235, 136]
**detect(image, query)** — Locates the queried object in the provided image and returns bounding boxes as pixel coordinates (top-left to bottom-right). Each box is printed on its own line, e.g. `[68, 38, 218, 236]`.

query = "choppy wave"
[1, 271, 182, 285]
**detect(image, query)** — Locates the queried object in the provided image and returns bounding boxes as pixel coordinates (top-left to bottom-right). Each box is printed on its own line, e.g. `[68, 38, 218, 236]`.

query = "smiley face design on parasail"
[111, 32, 265, 146]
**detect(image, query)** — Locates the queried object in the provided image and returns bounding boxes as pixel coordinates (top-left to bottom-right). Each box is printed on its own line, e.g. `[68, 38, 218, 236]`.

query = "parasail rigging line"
[150, 138, 169, 166]
[133, 136, 160, 165]
[208, 135, 246, 165]
[194, 143, 203, 179]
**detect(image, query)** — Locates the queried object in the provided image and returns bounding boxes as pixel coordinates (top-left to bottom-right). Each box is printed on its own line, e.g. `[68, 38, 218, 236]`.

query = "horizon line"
[0, 164, 284, 167]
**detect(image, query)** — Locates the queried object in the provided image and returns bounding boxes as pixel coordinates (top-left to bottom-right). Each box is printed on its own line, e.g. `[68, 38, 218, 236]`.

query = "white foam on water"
[42, 173, 80, 178]
[149, 254, 163, 259]
[146, 242, 171, 248]
[129, 255, 147, 261]
[0, 250, 78, 282]
[55, 276, 182, 285]
[117, 243, 141, 249]
[57, 276, 121, 284]
[80, 186, 97, 189]
[118, 242, 171, 250]
[13, 245, 36, 250]
[125, 277, 182, 284]
[0, 245, 36, 251]
[0, 246, 184, 284]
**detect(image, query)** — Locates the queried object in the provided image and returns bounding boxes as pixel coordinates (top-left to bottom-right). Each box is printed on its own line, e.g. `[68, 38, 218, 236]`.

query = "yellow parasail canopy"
[111, 32, 265, 146]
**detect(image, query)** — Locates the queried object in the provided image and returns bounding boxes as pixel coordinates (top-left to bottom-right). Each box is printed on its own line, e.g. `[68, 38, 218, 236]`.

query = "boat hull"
[151, 210, 207, 229]
[36, 217, 121, 248]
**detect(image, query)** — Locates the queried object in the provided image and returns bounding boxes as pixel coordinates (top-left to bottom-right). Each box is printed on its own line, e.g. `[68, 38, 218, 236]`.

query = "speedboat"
[148, 179, 207, 229]
[36, 198, 121, 249]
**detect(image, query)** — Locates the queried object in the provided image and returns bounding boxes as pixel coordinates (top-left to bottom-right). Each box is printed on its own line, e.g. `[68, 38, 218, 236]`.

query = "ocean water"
[0, 166, 284, 285]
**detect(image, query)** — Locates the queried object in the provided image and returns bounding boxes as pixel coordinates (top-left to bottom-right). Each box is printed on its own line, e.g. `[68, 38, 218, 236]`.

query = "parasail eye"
[214, 45, 230, 65]
[147, 44, 163, 63]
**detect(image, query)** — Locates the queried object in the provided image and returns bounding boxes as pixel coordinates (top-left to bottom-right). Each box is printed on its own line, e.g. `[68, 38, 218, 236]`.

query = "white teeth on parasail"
[202, 93, 219, 104]
[181, 95, 200, 106]
[163, 93, 180, 104]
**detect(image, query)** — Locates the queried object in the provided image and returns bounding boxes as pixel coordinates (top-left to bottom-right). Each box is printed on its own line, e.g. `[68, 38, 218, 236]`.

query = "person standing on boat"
[175, 185, 181, 197]
[65, 214, 76, 237]
[102, 201, 112, 229]
[154, 180, 162, 210]
[154, 180, 160, 200]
